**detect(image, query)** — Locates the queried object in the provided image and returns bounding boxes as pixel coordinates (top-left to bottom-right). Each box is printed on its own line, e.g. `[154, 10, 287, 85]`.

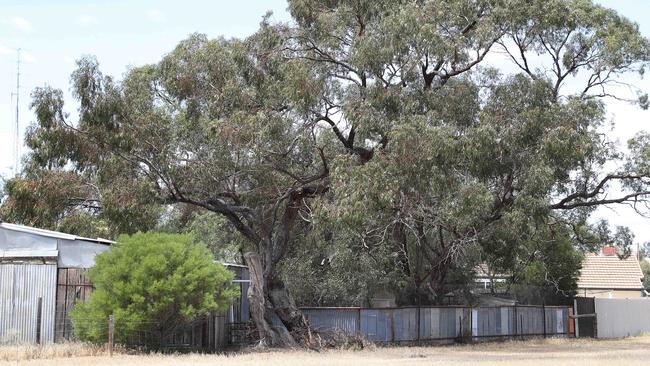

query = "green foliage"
[0, 170, 112, 238]
[71, 232, 237, 343]
[508, 232, 584, 304]
[641, 260, 650, 291]
[158, 204, 243, 262]
[281, 224, 402, 306]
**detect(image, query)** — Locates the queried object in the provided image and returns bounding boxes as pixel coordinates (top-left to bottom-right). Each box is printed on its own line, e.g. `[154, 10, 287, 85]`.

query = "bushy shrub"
[71, 232, 237, 343]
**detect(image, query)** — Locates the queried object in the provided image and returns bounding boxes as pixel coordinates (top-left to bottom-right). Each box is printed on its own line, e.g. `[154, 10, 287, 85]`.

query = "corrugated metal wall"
[303, 308, 358, 335]
[0, 263, 57, 344]
[299, 305, 570, 343]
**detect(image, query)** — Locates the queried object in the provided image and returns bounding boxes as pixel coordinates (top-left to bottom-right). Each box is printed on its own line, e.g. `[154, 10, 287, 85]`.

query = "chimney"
[601, 246, 616, 256]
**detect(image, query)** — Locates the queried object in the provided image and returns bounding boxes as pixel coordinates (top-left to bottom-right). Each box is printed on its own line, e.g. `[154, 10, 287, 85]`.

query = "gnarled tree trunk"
[244, 252, 308, 347]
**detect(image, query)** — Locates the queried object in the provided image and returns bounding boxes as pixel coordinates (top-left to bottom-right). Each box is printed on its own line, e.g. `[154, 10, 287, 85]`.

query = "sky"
[0, 0, 649, 243]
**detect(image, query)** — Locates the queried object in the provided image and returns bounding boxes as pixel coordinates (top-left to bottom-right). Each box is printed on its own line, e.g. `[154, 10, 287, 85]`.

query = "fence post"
[357, 308, 361, 336]
[416, 307, 421, 344]
[389, 310, 395, 343]
[573, 298, 580, 338]
[36, 297, 43, 344]
[542, 304, 547, 338]
[108, 315, 114, 357]
[513, 306, 518, 338]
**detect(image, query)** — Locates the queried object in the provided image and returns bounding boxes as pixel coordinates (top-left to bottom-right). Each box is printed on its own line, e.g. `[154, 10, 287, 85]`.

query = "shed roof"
[0, 223, 114, 267]
[577, 254, 644, 290]
[0, 223, 114, 245]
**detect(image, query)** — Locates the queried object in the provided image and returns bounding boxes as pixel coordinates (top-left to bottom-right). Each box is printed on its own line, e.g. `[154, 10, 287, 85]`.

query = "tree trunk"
[244, 252, 279, 346]
[244, 252, 308, 347]
[429, 259, 451, 304]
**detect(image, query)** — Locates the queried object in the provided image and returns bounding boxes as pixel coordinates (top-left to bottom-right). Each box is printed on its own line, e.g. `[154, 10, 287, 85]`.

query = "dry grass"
[2, 336, 650, 366]
[0, 342, 107, 362]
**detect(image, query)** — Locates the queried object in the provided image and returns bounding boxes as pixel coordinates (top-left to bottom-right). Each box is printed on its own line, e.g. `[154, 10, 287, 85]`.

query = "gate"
[574, 297, 596, 338]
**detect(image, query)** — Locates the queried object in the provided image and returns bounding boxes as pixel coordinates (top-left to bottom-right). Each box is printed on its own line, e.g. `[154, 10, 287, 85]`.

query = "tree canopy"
[2, 0, 650, 347]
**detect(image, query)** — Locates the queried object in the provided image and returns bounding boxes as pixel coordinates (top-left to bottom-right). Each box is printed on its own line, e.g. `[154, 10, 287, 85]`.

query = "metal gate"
[574, 297, 596, 338]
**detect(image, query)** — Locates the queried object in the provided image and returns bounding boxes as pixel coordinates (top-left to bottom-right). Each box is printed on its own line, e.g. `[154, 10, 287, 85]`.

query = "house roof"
[577, 254, 644, 290]
[475, 263, 509, 279]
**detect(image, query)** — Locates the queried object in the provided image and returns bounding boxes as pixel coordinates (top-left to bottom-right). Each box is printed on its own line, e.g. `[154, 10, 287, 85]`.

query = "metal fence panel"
[0, 263, 57, 344]
[419, 307, 439, 339]
[303, 308, 358, 335]
[360, 309, 392, 342]
[393, 308, 417, 341]
[594, 298, 650, 338]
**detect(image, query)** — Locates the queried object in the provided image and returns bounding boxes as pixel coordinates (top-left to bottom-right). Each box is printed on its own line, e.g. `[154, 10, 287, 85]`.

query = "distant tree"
[71, 232, 237, 344]
[0, 167, 160, 238]
[638, 242, 650, 260]
[641, 260, 650, 291]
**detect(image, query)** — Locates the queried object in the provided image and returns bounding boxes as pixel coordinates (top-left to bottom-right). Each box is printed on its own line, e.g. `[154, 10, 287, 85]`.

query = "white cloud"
[76, 14, 98, 27]
[147, 9, 166, 23]
[9, 16, 32, 32]
[0, 43, 13, 55]
[21, 51, 37, 63]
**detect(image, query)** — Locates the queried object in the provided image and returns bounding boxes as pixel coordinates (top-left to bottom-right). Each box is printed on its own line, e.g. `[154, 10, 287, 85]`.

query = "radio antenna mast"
[11, 48, 21, 177]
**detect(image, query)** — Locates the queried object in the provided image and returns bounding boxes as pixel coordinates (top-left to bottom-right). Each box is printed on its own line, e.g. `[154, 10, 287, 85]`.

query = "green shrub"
[70, 232, 237, 343]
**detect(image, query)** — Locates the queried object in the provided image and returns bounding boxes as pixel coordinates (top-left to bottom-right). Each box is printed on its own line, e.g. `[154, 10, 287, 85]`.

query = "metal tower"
[11, 48, 21, 177]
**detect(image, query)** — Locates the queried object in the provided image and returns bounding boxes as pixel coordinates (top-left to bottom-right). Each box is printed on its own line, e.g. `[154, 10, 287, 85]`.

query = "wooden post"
[36, 297, 42, 344]
[108, 315, 114, 357]
[573, 299, 580, 338]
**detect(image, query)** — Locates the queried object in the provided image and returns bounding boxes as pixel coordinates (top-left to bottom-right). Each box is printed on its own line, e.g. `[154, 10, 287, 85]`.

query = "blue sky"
[0, 0, 649, 243]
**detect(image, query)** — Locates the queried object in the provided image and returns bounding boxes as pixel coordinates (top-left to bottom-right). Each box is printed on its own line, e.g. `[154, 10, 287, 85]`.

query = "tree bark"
[244, 252, 307, 347]
[244, 252, 278, 346]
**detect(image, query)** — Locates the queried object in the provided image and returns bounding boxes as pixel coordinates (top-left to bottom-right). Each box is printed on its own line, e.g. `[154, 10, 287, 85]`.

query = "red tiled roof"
[577, 254, 644, 290]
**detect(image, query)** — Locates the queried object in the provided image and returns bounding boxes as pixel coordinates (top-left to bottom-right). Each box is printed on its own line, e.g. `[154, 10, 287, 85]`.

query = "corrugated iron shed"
[0, 223, 113, 344]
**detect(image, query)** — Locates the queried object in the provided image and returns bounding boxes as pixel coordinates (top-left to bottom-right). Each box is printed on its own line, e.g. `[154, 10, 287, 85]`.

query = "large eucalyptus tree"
[3, 0, 650, 347]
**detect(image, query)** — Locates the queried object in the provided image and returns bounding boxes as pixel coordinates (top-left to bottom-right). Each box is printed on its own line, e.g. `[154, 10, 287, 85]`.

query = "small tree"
[71, 232, 237, 344]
